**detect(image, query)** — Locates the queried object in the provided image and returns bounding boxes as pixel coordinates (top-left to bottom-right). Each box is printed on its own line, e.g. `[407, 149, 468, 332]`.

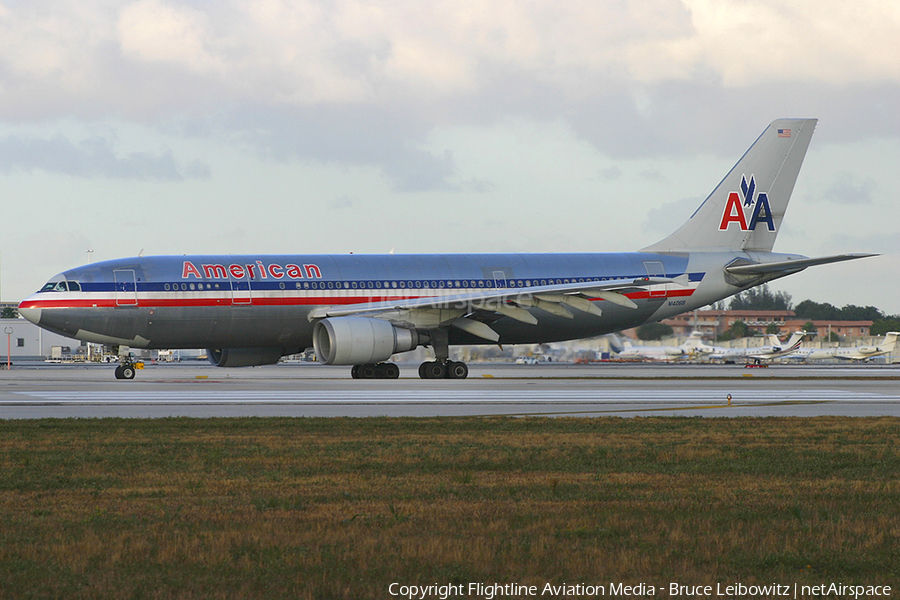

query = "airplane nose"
[18, 305, 42, 325]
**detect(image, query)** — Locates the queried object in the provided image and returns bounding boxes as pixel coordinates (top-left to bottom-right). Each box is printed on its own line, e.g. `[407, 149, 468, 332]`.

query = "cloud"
[0, 134, 211, 180]
[329, 196, 355, 209]
[0, 0, 896, 191]
[597, 166, 622, 181]
[818, 172, 875, 205]
[1, 1, 897, 113]
[641, 196, 702, 237]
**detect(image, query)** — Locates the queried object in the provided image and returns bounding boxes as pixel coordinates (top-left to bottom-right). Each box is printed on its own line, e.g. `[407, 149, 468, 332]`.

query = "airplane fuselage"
[19, 250, 761, 352]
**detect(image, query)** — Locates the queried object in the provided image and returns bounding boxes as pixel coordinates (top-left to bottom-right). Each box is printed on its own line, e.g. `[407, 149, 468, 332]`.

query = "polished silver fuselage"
[18, 250, 763, 351]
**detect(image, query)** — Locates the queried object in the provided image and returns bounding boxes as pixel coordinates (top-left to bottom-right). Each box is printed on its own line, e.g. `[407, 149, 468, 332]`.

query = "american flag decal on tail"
[778, 128, 791, 138]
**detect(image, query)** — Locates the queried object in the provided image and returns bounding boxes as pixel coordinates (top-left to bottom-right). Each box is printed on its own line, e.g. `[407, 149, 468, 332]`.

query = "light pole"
[86, 250, 94, 264]
[4, 326, 12, 370]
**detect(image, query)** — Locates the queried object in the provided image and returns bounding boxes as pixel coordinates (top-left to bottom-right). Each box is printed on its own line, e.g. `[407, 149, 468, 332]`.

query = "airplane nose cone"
[18, 305, 42, 325]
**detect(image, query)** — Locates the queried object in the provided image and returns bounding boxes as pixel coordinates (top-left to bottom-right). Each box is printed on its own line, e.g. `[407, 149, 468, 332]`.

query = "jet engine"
[313, 317, 418, 365]
[207, 347, 286, 367]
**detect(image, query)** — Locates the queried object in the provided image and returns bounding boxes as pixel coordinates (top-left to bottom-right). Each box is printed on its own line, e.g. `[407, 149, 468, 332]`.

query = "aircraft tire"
[381, 363, 400, 379]
[425, 360, 447, 379]
[120, 366, 135, 380]
[351, 364, 360, 379]
[114, 365, 124, 379]
[446, 361, 468, 379]
[359, 363, 377, 379]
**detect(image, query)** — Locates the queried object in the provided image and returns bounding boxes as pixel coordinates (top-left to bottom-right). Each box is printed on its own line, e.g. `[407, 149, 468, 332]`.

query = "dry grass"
[0, 417, 897, 599]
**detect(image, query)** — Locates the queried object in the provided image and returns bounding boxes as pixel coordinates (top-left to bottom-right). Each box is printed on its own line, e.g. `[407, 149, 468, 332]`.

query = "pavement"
[1, 361, 898, 419]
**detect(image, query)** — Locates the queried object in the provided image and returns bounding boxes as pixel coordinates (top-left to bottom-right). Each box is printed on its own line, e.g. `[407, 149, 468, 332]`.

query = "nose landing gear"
[114, 356, 137, 380]
[112, 347, 142, 379]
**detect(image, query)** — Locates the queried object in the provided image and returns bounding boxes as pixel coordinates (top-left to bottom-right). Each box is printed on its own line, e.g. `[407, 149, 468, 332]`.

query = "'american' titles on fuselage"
[181, 260, 323, 281]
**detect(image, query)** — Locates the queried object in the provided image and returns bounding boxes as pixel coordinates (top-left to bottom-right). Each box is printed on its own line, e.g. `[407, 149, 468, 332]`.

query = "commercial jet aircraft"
[18, 119, 875, 379]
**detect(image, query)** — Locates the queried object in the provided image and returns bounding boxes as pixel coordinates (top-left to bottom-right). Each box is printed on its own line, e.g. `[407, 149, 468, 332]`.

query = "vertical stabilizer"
[643, 119, 817, 253]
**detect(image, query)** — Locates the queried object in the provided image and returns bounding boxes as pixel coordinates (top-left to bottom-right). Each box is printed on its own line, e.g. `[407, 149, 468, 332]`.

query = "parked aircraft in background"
[612, 331, 715, 361]
[706, 332, 805, 364]
[682, 331, 806, 363]
[787, 332, 899, 362]
[18, 119, 874, 379]
[614, 338, 686, 361]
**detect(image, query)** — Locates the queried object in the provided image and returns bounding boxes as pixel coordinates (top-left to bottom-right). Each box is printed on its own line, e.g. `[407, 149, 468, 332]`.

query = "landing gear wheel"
[381, 363, 400, 379]
[446, 361, 468, 379]
[419, 361, 446, 379]
[115, 364, 135, 380]
[352, 363, 400, 379]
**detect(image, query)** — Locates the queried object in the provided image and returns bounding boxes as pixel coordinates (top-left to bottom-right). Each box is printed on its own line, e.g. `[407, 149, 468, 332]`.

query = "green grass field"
[0, 417, 897, 599]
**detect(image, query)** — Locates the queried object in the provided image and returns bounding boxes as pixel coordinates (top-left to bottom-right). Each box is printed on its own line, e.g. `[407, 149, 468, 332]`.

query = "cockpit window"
[40, 280, 80, 292]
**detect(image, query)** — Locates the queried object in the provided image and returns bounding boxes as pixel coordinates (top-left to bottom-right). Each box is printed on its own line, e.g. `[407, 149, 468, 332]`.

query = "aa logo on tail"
[718, 175, 775, 231]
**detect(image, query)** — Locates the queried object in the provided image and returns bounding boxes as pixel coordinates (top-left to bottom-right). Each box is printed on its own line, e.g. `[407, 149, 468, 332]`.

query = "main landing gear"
[418, 360, 468, 379]
[351, 362, 400, 379]
[347, 329, 470, 380]
[417, 328, 469, 379]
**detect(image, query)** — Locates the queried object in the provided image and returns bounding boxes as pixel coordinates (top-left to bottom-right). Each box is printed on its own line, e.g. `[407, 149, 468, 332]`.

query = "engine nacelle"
[207, 347, 286, 367]
[313, 317, 418, 365]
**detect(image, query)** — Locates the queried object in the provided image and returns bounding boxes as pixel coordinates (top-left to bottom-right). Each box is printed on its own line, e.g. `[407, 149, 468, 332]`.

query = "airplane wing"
[308, 276, 682, 342]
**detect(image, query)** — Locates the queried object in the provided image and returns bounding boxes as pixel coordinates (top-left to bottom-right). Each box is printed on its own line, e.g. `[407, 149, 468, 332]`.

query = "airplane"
[607, 331, 720, 361]
[787, 332, 899, 362]
[612, 338, 686, 361]
[18, 118, 876, 380]
[706, 332, 806, 364]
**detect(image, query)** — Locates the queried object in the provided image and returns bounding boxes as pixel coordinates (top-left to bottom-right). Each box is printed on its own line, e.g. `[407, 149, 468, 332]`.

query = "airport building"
[662, 310, 872, 340]
[0, 317, 88, 360]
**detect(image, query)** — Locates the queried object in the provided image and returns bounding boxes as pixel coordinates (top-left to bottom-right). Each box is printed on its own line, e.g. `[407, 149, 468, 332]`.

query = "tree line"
[638, 284, 900, 340]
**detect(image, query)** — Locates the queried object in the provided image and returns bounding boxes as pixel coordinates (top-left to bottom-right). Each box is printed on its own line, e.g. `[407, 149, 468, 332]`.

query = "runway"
[2, 361, 899, 418]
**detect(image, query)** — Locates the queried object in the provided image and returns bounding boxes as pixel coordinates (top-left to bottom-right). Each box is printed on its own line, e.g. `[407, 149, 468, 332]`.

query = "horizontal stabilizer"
[725, 253, 877, 275]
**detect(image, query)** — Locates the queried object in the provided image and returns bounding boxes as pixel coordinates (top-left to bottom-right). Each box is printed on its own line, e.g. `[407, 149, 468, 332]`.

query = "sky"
[1, 0, 898, 314]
